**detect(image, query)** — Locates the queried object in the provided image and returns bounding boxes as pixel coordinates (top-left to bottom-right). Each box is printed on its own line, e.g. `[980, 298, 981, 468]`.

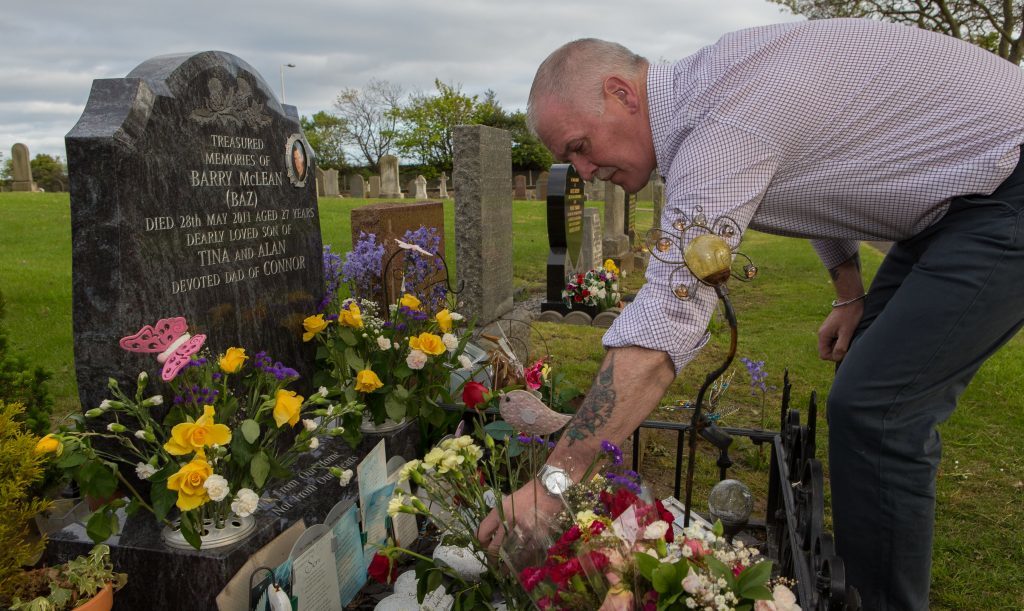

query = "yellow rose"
[339, 301, 364, 329]
[167, 457, 213, 511]
[409, 332, 445, 356]
[164, 405, 232, 456]
[399, 293, 422, 310]
[435, 309, 453, 333]
[273, 389, 304, 428]
[355, 369, 384, 393]
[219, 347, 248, 374]
[603, 258, 619, 275]
[302, 314, 330, 342]
[34, 434, 62, 456]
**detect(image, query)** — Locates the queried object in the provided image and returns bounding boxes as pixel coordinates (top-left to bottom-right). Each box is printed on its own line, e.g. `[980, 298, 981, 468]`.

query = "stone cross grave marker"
[541, 164, 585, 313]
[453, 125, 514, 324]
[11, 143, 35, 192]
[379, 154, 403, 198]
[66, 50, 324, 412]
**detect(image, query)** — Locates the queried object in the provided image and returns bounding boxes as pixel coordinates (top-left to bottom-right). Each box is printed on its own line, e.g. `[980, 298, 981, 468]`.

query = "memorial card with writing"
[67, 50, 323, 410]
[290, 524, 342, 611]
[357, 439, 387, 527]
[326, 502, 366, 608]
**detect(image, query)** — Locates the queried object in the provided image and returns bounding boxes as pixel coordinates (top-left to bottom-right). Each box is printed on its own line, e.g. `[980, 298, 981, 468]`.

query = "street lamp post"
[279, 63, 295, 103]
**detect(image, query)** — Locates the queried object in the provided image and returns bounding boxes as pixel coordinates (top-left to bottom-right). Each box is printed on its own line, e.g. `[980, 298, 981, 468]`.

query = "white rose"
[442, 333, 458, 352]
[458, 355, 473, 370]
[231, 488, 260, 517]
[204, 474, 230, 502]
[406, 349, 428, 370]
[135, 462, 156, 480]
[643, 520, 669, 540]
[337, 468, 354, 487]
[302, 419, 317, 431]
[309, 437, 319, 450]
[376, 336, 392, 350]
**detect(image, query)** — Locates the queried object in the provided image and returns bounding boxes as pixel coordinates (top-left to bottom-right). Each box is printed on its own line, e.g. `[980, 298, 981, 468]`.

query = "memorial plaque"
[541, 164, 585, 313]
[67, 50, 324, 411]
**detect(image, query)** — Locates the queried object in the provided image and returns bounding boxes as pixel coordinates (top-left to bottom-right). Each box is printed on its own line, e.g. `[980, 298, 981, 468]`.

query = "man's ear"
[603, 76, 637, 111]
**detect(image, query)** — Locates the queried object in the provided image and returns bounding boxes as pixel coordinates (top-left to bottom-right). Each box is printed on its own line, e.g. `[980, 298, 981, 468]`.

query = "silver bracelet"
[831, 293, 867, 308]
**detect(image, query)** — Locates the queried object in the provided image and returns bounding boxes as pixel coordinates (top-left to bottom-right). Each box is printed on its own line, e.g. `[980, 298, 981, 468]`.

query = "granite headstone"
[11, 142, 35, 192]
[379, 154, 402, 198]
[414, 175, 428, 200]
[437, 172, 448, 198]
[452, 125, 513, 324]
[541, 164, 585, 313]
[66, 50, 324, 413]
[324, 169, 340, 196]
[350, 174, 366, 198]
[513, 174, 527, 199]
[369, 175, 381, 197]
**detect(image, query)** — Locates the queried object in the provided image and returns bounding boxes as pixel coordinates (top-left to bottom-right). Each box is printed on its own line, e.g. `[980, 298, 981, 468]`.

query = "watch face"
[545, 471, 571, 495]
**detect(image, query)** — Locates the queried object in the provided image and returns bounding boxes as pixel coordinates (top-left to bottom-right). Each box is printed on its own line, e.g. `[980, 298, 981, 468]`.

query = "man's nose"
[569, 155, 596, 180]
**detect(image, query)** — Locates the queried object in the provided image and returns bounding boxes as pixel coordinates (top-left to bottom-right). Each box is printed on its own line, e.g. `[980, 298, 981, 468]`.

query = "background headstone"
[315, 167, 325, 196]
[453, 125, 513, 324]
[437, 172, 448, 198]
[66, 50, 324, 413]
[350, 174, 366, 198]
[624, 192, 638, 246]
[585, 177, 605, 201]
[369, 175, 381, 197]
[324, 169, 340, 196]
[414, 175, 428, 200]
[379, 154, 403, 198]
[637, 179, 653, 202]
[541, 164, 585, 313]
[652, 175, 665, 232]
[581, 207, 603, 272]
[10, 143, 36, 192]
[405, 178, 417, 198]
[350, 201, 446, 309]
[602, 184, 630, 265]
[514, 174, 527, 199]
[537, 170, 549, 201]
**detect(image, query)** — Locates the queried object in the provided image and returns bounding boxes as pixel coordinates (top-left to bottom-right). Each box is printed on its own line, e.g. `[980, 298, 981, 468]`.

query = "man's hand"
[818, 301, 864, 362]
[476, 479, 563, 555]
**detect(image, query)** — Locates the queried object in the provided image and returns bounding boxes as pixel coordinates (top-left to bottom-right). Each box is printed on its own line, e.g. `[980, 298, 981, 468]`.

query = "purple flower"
[601, 440, 623, 466]
[741, 357, 769, 394]
[398, 226, 447, 311]
[605, 472, 642, 495]
[342, 232, 385, 302]
[318, 245, 345, 312]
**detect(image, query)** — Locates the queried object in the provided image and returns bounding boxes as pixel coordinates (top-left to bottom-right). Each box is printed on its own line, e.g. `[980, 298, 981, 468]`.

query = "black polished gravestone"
[624, 192, 638, 246]
[541, 164, 585, 314]
[67, 51, 323, 412]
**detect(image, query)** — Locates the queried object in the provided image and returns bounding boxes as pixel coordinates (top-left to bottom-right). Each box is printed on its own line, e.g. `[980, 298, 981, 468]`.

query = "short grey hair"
[527, 38, 648, 134]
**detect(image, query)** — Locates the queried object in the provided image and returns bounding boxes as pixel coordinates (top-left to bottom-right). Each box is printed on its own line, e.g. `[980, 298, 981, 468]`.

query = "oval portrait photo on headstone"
[286, 133, 309, 186]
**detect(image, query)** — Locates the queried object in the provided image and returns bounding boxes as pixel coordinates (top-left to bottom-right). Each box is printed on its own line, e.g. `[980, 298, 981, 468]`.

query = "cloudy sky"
[1, 0, 801, 162]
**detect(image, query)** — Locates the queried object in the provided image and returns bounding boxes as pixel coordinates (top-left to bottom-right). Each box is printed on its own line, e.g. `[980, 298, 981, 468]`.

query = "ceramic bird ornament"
[498, 390, 571, 436]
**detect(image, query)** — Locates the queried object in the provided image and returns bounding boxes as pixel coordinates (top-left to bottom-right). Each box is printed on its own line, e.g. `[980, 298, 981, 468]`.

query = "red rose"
[655, 500, 675, 542]
[461, 380, 489, 410]
[587, 550, 609, 572]
[590, 520, 606, 536]
[600, 488, 639, 519]
[367, 552, 396, 584]
[519, 566, 546, 592]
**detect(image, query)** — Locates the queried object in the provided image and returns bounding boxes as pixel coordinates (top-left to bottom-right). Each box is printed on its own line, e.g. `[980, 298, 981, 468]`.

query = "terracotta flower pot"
[73, 583, 114, 611]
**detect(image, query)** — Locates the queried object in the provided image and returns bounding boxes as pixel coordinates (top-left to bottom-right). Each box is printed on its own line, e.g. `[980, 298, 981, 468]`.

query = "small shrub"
[0, 290, 54, 435]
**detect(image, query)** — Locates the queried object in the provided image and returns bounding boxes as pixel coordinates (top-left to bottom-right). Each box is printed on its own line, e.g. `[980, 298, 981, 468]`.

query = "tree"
[769, 0, 1024, 64]
[392, 80, 480, 175]
[333, 79, 403, 168]
[474, 91, 553, 171]
[29, 154, 67, 192]
[300, 111, 348, 170]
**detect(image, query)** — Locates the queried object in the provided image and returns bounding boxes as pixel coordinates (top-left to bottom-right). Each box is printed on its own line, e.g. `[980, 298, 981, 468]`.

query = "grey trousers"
[828, 156, 1024, 611]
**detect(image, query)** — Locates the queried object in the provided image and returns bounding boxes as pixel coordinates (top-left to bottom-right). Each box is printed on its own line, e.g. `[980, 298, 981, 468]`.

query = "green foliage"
[300, 111, 348, 170]
[8, 544, 127, 610]
[28, 155, 67, 193]
[475, 91, 553, 170]
[392, 79, 480, 174]
[769, 0, 1024, 64]
[0, 401, 50, 607]
[0, 289, 53, 436]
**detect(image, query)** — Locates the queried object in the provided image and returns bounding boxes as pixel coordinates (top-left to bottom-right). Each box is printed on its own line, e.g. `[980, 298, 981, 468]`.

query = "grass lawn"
[1, 191, 1021, 608]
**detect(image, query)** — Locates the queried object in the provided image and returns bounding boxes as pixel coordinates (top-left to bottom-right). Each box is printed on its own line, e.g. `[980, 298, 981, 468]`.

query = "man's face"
[534, 92, 655, 194]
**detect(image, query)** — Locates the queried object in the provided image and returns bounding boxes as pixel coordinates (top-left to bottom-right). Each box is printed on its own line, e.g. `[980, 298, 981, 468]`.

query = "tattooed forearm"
[565, 354, 616, 445]
[828, 252, 861, 282]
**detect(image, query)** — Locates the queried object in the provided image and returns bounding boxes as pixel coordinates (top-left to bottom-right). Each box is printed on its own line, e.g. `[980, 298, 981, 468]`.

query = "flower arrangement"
[34, 322, 362, 550]
[562, 259, 621, 312]
[524, 357, 582, 415]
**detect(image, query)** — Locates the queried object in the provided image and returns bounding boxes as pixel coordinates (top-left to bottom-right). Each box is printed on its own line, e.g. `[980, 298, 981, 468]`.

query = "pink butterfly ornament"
[119, 317, 206, 381]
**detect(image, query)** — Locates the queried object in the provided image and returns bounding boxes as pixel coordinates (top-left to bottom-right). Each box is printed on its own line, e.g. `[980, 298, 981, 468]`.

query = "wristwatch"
[538, 464, 572, 497]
